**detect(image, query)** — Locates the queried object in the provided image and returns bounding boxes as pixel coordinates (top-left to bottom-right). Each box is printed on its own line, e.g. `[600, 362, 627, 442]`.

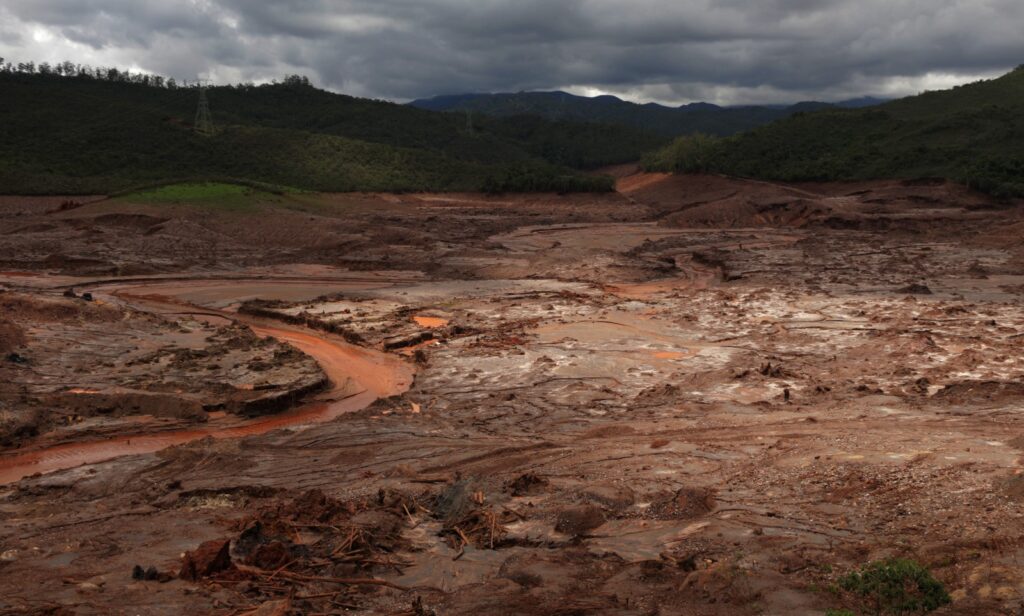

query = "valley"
[1, 173, 1023, 614]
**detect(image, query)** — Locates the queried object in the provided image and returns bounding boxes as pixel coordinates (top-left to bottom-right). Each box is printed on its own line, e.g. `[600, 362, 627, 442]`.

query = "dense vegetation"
[411, 90, 885, 138]
[829, 559, 950, 615]
[0, 64, 658, 194]
[643, 67, 1024, 197]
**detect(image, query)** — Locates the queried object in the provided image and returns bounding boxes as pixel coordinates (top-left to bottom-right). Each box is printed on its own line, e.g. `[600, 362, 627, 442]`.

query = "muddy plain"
[1, 173, 1024, 615]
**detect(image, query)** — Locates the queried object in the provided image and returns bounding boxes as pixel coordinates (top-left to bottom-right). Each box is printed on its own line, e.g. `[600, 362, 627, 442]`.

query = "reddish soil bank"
[0, 176, 1022, 615]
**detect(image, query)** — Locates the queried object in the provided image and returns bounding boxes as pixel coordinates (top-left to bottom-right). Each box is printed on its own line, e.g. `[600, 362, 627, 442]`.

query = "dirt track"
[1, 174, 1024, 615]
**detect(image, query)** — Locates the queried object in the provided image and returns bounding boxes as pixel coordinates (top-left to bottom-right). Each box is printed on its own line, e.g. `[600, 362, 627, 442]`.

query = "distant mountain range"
[409, 91, 888, 137]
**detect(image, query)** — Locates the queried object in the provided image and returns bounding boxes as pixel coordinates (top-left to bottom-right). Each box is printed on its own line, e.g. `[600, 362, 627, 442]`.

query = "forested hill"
[643, 66, 1024, 198]
[410, 90, 886, 138]
[0, 67, 666, 194]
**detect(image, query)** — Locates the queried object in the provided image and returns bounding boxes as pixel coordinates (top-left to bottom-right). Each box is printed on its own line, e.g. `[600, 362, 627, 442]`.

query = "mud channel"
[1, 174, 1024, 615]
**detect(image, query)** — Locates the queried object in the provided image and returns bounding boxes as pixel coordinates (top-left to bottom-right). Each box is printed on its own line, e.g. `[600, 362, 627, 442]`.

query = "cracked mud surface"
[1, 174, 1023, 615]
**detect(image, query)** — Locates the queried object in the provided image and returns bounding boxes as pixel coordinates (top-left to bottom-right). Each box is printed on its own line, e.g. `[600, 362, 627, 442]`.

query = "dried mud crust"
[0, 290, 325, 448]
[0, 191, 646, 276]
[1, 175, 1024, 615]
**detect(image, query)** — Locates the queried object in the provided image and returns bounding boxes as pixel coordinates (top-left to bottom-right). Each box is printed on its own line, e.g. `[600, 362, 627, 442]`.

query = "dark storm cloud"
[2, 0, 1022, 104]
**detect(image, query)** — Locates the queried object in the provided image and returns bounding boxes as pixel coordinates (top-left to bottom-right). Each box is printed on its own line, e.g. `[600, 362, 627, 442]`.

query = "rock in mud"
[179, 539, 233, 581]
[555, 504, 606, 536]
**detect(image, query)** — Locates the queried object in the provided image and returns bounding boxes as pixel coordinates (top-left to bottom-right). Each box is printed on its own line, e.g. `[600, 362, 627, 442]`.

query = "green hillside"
[644, 66, 1024, 197]
[0, 70, 665, 194]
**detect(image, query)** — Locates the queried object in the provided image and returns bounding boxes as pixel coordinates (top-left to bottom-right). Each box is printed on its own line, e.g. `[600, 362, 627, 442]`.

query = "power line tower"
[194, 80, 215, 136]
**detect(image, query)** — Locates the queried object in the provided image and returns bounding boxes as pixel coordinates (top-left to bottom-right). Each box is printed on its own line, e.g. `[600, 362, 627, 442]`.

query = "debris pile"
[176, 489, 428, 612]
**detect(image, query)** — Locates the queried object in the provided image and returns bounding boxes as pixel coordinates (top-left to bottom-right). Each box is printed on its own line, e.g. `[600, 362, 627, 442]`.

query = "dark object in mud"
[760, 361, 785, 378]
[131, 564, 166, 582]
[507, 472, 550, 496]
[179, 539, 233, 581]
[896, 283, 933, 295]
[63, 288, 77, 298]
[80, 292, 94, 301]
[554, 504, 606, 536]
[6, 352, 27, 364]
[412, 596, 438, 616]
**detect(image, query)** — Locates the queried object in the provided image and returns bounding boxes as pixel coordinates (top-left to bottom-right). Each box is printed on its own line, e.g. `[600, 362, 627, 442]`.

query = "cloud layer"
[2, 0, 1021, 104]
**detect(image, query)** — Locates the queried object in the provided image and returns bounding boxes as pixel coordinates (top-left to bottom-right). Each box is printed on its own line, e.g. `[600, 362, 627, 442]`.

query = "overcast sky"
[2, 0, 1021, 105]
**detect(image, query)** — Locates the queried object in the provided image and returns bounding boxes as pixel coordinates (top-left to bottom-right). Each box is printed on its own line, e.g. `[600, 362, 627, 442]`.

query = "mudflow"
[1, 172, 1024, 615]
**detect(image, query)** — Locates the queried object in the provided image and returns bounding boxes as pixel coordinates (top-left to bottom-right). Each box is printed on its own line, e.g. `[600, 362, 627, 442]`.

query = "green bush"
[835, 559, 950, 615]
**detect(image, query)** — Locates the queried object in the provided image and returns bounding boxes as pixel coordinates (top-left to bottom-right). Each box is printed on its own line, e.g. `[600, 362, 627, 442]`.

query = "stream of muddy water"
[0, 280, 415, 484]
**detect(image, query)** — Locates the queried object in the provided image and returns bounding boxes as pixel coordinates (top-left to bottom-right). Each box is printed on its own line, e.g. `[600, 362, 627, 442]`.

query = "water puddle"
[413, 315, 450, 328]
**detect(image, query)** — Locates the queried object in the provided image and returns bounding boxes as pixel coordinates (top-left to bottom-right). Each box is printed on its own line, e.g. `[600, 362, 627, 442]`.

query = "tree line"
[0, 57, 312, 90]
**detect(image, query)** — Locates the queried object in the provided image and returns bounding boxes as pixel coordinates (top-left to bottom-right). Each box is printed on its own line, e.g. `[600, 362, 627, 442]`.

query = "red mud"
[0, 289, 414, 484]
[1, 178, 1023, 615]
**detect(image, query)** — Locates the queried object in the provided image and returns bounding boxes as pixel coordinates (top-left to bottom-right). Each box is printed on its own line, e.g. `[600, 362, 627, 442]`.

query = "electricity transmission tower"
[194, 81, 215, 136]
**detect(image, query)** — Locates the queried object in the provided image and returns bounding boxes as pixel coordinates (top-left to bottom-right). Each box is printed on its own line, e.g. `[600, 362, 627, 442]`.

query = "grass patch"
[115, 182, 278, 210]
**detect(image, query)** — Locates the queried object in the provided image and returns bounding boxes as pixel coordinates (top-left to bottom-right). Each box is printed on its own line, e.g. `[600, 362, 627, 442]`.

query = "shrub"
[835, 559, 950, 615]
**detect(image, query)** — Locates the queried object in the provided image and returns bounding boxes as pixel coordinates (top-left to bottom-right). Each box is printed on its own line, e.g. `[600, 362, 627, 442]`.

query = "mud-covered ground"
[1, 174, 1023, 615]
[0, 290, 325, 450]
